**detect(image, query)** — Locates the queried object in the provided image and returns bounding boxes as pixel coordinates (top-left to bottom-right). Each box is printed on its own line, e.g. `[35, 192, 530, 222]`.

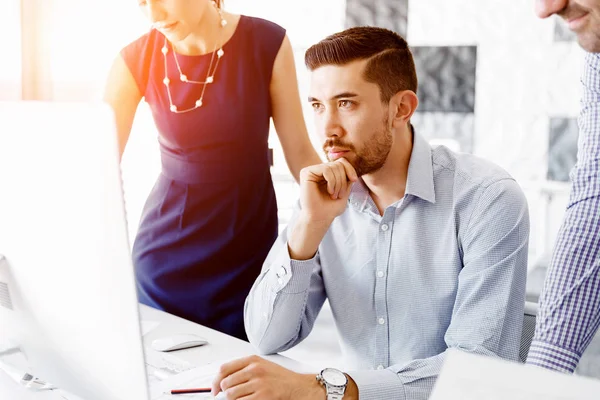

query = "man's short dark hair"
[305, 26, 418, 103]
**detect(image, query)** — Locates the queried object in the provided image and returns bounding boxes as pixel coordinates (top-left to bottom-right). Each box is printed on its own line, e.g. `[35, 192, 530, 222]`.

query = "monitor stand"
[0, 346, 54, 391]
[0, 255, 53, 392]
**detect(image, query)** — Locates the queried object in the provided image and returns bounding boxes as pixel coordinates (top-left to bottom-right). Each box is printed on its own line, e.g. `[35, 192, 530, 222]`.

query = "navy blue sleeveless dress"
[121, 16, 283, 340]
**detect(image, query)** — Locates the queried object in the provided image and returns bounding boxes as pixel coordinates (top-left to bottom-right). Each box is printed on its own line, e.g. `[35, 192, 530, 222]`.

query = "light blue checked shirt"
[527, 53, 600, 373]
[245, 132, 530, 400]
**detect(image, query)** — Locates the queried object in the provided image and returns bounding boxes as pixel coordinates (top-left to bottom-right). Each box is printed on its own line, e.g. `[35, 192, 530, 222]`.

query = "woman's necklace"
[161, 1, 227, 114]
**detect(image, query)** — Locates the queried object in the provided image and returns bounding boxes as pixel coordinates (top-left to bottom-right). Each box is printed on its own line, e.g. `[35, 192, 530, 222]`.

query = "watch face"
[321, 368, 347, 386]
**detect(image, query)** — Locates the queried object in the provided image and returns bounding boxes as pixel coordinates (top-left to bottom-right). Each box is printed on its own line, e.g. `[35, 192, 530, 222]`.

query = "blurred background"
[2, 0, 596, 378]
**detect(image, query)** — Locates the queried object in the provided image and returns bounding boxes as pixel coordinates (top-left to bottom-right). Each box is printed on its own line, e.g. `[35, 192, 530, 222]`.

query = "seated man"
[211, 26, 530, 400]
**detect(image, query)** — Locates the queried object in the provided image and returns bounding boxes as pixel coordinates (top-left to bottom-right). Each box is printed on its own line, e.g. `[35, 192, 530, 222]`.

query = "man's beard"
[322, 117, 393, 177]
[559, 4, 600, 52]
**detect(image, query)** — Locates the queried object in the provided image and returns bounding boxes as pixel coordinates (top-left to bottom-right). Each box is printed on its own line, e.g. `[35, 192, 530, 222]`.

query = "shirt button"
[277, 266, 287, 277]
[381, 224, 389, 231]
[377, 365, 384, 370]
[277, 278, 283, 285]
[378, 317, 386, 325]
[377, 270, 384, 278]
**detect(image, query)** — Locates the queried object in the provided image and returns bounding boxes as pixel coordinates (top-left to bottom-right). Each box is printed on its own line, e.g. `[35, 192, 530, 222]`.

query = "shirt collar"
[405, 127, 436, 204]
[348, 126, 436, 209]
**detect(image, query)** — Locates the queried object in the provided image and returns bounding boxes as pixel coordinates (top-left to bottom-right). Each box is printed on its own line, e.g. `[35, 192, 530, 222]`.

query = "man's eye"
[339, 100, 353, 108]
[311, 103, 323, 111]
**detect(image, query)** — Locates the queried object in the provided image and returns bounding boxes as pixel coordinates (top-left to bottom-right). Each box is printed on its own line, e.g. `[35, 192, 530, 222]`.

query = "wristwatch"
[316, 367, 348, 400]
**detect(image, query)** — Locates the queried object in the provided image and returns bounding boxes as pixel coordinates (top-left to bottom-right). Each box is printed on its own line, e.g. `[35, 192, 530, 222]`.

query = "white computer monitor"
[0, 101, 149, 400]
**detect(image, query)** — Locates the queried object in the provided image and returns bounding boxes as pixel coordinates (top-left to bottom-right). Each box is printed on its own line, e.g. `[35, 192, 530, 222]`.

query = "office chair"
[519, 301, 539, 363]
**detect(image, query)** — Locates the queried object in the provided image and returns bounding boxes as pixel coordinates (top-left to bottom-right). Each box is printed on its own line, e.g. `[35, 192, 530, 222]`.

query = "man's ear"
[390, 90, 418, 128]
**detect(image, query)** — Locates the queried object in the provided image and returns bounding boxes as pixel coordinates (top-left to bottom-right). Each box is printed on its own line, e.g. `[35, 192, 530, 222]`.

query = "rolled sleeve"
[526, 341, 581, 373]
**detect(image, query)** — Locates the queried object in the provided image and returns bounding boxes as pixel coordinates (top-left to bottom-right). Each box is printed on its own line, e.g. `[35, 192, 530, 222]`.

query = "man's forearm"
[299, 373, 358, 400]
[288, 212, 333, 260]
[527, 201, 600, 372]
[344, 376, 359, 400]
[244, 210, 329, 352]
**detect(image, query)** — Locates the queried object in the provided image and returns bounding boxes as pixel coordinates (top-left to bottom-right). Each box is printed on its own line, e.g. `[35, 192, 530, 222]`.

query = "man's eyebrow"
[308, 92, 359, 102]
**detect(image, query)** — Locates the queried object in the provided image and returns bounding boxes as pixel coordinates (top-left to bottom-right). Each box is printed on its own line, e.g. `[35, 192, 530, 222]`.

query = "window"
[48, 0, 148, 101]
[0, 1, 21, 100]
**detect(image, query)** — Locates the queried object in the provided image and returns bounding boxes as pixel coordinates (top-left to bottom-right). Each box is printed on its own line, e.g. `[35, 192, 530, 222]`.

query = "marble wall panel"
[548, 117, 578, 182]
[345, 0, 409, 37]
[411, 46, 477, 113]
[411, 112, 475, 154]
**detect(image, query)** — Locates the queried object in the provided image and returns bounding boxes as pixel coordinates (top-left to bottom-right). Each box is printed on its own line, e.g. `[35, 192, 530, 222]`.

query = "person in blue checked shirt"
[210, 26, 530, 400]
[526, 0, 600, 373]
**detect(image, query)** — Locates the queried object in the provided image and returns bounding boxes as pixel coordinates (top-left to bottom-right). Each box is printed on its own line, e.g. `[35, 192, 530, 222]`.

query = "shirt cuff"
[526, 340, 581, 373]
[346, 369, 405, 400]
[264, 246, 318, 294]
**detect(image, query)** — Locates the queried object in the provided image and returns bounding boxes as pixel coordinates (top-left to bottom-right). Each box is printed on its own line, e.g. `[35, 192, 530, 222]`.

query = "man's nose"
[322, 110, 344, 138]
[535, 0, 568, 19]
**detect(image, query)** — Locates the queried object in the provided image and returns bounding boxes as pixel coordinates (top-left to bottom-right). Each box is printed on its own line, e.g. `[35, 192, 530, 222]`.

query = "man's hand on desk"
[211, 355, 358, 399]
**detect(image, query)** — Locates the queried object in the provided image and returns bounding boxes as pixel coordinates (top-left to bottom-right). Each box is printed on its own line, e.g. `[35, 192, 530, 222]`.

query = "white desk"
[7, 305, 600, 400]
[140, 304, 314, 373]
[0, 304, 315, 400]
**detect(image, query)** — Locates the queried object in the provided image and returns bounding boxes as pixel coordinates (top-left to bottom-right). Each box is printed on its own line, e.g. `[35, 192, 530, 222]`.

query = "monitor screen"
[0, 101, 149, 400]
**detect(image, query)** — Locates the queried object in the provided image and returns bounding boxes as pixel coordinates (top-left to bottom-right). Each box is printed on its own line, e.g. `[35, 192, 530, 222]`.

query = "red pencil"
[170, 387, 212, 394]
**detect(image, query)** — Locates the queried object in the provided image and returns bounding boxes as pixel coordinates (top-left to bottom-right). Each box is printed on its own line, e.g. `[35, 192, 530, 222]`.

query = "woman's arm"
[103, 54, 143, 159]
[269, 35, 322, 183]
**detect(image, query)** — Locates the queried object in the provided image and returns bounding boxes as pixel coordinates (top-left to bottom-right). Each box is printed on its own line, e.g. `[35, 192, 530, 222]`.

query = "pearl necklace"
[161, 1, 227, 114]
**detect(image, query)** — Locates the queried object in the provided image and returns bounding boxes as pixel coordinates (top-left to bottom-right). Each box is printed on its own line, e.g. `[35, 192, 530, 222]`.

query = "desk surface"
[140, 304, 314, 374]
[0, 304, 315, 400]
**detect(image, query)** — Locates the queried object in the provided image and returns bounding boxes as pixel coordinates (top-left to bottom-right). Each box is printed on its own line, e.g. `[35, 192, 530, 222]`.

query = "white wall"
[407, 0, 583, 267]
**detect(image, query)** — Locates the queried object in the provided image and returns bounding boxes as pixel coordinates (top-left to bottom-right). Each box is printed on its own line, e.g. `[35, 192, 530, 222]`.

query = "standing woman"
[103, 0, 320, 340]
